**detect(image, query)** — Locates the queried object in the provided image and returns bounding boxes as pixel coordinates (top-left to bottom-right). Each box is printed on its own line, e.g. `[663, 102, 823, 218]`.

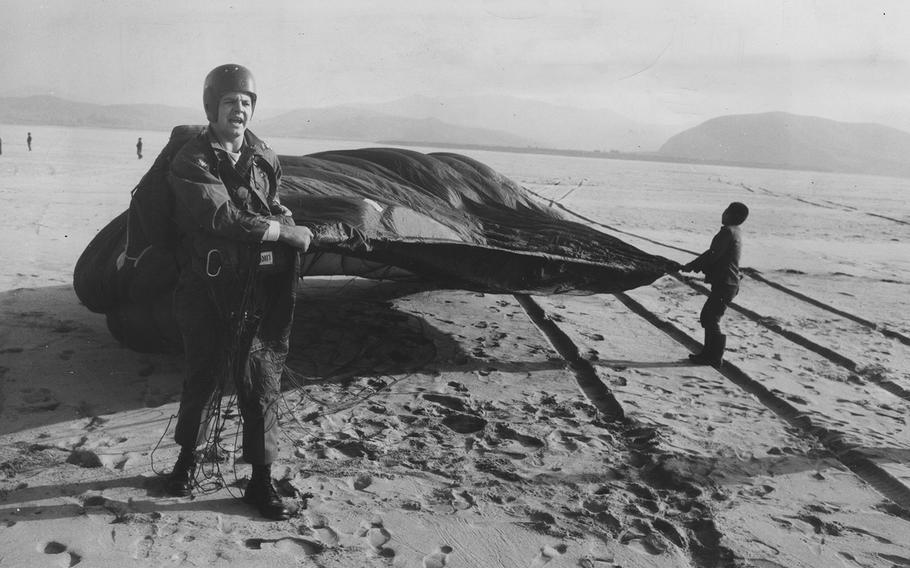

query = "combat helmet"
[203, 64, 257, 122]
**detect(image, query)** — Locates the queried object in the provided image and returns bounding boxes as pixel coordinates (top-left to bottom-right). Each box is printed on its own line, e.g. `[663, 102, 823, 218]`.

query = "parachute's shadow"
[286, 278, 566, 387]
[287, 278, 460, 384]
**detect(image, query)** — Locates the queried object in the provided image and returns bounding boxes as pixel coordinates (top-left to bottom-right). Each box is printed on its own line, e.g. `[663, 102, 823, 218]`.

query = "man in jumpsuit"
[681, 202, 748, 366]
[164, 64, 314, 520]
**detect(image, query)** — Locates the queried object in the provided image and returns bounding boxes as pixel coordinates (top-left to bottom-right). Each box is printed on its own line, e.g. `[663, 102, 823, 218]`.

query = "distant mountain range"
[0, 95, 200, 131]
[253, 105, 536, 148]
[332, 94, 674, 152]
[0, 94, 670, 152]
[658, 111, 910, 178]
[4, 95, 910, 177]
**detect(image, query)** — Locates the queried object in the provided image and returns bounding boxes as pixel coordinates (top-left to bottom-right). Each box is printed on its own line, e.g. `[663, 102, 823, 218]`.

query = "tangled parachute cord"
[152, 250, 261, 495]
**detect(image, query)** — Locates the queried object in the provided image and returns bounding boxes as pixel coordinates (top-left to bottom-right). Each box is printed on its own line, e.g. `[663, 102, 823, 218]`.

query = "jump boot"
[165, 447, 196, 497]
[243, 464, 291, 520]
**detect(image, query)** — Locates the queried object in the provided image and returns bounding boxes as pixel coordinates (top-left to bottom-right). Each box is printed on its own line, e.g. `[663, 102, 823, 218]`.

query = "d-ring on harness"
[206, 249, 223, 277]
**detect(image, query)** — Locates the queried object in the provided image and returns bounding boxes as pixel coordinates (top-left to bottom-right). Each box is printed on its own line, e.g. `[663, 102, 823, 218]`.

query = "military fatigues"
[169, 127, 296, 465]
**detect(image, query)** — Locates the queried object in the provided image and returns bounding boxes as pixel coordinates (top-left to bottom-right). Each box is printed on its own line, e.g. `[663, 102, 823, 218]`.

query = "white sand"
[2, 125, 910, 567]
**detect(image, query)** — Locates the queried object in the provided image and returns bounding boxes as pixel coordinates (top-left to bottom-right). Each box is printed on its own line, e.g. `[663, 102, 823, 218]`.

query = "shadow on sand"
[0, 473, 275, 523]
[596, 359, 693, 370]
[0, 279, 565, 437]
[5, 445, 910, 525]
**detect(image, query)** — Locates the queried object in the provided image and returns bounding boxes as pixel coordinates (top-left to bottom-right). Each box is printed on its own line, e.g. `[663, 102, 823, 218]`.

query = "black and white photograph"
[1, 1, 909, 566]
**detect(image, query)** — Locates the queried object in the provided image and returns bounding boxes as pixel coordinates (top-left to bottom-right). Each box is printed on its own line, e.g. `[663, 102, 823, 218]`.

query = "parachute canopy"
[74, 125, 679, 353]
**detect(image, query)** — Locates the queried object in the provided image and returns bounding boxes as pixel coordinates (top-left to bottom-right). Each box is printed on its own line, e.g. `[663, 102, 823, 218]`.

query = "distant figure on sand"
[26, 132, 32, 151]
[162, 63, 314, 521]
[680, 202, 749, 366]
[136, 137, 143, 159]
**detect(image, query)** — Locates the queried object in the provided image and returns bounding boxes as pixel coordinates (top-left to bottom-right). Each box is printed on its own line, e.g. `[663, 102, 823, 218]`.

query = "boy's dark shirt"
[689, 225, 742, 286]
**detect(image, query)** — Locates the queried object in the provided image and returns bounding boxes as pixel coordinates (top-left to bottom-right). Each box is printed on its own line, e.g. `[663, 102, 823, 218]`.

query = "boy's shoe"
[689, 334, 726, 366]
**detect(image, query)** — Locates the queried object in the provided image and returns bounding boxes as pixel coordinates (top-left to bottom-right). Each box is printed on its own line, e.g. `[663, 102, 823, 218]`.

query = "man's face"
[211, 91, 253, 141]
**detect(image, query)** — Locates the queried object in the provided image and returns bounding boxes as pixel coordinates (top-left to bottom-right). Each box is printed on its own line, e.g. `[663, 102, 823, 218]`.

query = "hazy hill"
[659, 112, 910, 177]
[357, 94, 673, 152]
[0, 94, 672, 152]
[0, 95, 534, 148]
[254, 106, 535, 148]
[0, 95, 199, 130]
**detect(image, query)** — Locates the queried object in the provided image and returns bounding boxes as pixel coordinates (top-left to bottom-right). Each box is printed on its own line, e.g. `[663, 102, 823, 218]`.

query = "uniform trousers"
[173, 260, 297, 465]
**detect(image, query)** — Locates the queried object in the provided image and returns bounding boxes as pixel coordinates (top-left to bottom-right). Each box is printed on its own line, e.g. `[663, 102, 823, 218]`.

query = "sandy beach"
[2, 125, 910, 567]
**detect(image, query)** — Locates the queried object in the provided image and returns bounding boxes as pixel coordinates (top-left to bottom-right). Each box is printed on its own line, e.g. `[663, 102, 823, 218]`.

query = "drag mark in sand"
[740, 268, 910, 347]
[513, 294, 624, 421]
[722, 179, 910, 227]
[614, 291, 910, 513]
[866, 212, 910, 226]
[673, 274, 910, 405]
[514, 293, 740, 566]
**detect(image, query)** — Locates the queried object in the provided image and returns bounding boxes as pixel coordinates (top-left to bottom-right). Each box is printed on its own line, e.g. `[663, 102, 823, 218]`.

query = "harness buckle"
[205, 249, 223, 277]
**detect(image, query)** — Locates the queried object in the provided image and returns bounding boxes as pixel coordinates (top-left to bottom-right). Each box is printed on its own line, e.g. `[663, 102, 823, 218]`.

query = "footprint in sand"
[494, 423, 545, 448]
[547, 430, 579, 452]
[441, 413, 487, 434]
[529, 544, 568, 567]
[353, 473, 373, 491]
[358, 516, 394, 558]
[423, 545, 453, 567]
[40, 541, 82, 567]
[423, 393, 469, 412]
[452, 490, 475, 511]
[133, 535, 154, 560]
[306, 513, 340, 547]
[625, 533, 667, 556]
[313, 526, 340, 547]
[245, 537, 322, 556]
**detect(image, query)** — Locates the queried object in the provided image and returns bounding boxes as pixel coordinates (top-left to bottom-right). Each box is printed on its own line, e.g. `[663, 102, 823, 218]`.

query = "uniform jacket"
[168, 127, 291, 276]
[688, 225, 742, 286]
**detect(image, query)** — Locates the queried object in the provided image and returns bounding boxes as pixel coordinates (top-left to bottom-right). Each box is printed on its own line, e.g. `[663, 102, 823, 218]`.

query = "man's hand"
[278, 225, 315, 251]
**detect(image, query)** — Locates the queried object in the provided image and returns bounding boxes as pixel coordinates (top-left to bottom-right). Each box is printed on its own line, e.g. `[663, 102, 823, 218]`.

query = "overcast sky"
[3, 0, 910, 129]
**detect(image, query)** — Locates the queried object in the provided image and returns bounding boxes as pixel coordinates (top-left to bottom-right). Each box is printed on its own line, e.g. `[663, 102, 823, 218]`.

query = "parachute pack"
[120, 125, 206, 301]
